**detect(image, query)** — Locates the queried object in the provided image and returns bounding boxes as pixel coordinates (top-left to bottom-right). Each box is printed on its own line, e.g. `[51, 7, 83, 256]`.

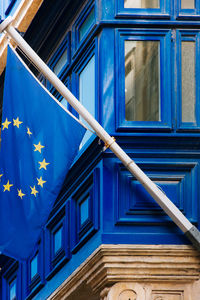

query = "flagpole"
[1, 17, 200, 251]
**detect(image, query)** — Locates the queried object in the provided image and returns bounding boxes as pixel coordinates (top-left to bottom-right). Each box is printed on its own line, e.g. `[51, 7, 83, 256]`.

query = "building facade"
[1, 0, 200, 299]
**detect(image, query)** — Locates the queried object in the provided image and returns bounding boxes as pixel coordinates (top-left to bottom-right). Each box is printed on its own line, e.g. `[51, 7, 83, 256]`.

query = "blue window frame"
[49, 32, 71, 80]
[55, 77, 72, 110]
[177, 0, 200, 19]
[52, 77, 72, 112]
[177, 31, 200, 130]
[26, 238, 44, 299]
[9, 278, 17, 300]
[79, 8, 95, 42]
[71, 170, 99, 253]
[72, 0, 96, 55]
[116, 0, 170, 18]
[78, 191, 91, 233]
[50, 220, 67, 267]
[53, 48, 68, 76]
[30, 254, 38, 280]
[79, 54, 95, 145]
[73, 41, 97, 145]
[116, 29, 172, 131]
[28, 250, 41, 291]
[53, 226, 63, 254]
[80, 195, 89, 226]
[50, 218, 66, 265]
[45, 203, 70, 280]
[1, 262, 21, 300]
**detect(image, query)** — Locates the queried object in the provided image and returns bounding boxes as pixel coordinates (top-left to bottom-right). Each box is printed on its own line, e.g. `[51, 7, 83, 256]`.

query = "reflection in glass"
[54, 227, 63, 254]
[31, 255, 38, 280]
[79, 55, 95, 145]
[9, 279, 17, 300]
[53, 48, 68, 75]
[80, 197, 89, 226]
[181, 0, 195, 9]
[79, 8, 95, 42]
[125, 40, 160, 121]
[124, 0, 159, 8]
[181, 41, 196, 123]
[60, 97, 68, 109]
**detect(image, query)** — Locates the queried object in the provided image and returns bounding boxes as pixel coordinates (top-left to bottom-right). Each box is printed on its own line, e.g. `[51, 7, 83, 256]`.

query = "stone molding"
[48, 244, 200, 299]
[0, 0, 43, 75]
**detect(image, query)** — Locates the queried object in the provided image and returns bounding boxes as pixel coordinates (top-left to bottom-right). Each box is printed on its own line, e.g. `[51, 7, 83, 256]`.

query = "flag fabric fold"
[0, 46, 86, 260]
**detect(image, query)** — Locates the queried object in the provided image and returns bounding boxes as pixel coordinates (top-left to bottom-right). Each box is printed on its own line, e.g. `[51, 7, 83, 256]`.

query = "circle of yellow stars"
[1, 117, 49, 199]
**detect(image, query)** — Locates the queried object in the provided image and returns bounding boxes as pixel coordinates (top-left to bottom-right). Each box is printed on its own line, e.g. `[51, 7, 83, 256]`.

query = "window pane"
[60, 98, 68, 109]
[9, 279, 17, 300]
[124, 0, 160, 8]
[125, 40, 160, 121]
[54, 227, 63, 254]
[80, 197, 89, 226]
[79, 8, 95, 42]
[181, 41, 196, 123]
[53, 48, 68, 75]
[181, 0, 195, 9]
[79, 55, 95, 144]
[31, 255, 38, 280]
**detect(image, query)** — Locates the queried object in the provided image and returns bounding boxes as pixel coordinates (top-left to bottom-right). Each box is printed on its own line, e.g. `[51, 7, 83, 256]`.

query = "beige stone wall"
[0, 0, 43, 75]
[102, 282, 200, 300]
[48, 245, 200, 300]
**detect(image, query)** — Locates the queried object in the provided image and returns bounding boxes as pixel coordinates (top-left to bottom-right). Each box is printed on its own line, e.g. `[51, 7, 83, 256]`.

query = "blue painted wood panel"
[1, 1, 200, 300]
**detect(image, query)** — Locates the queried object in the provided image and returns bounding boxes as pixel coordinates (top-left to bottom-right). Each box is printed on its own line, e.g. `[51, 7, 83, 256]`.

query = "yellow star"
[2, 118, 11, 130]
[0, 174, 3, 181]
[34, 142, 44, 153]
[18, 189, 25, 199]
[37, 176, 46, 188]
[30, 185, 39, 197]
[38, 159, 50, 170]
[13, 117, 23, 128]
[27, 127, 32, 137]
[3, 180, 13, 192]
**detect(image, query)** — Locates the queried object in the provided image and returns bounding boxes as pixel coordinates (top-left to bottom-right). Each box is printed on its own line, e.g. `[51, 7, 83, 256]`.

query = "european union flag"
[0, 47, 86, 260]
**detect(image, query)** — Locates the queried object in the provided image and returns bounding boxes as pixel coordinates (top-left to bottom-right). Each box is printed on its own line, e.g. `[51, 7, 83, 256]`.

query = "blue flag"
[0, 47, 86, 260]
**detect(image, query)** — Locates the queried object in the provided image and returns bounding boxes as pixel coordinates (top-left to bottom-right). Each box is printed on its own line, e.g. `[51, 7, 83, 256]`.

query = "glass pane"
[79, 8, 95, 42]
[80, 197, 89, 225]
[181, 41, 196, 123]
[9, 279, 17, 300]
[124, 0, 160, 8]
[31, 255, 38, 280]
[125, 40, 160, 121]
[79, 55, 95, 145]
[53, 48, 68, 75]
[60, 98, 68, 109]
[54, 227, 62, 254]
[181, 0, 195, 9]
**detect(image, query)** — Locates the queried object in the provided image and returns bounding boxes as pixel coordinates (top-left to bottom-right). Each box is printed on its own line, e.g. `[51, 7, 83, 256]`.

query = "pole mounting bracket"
[104, 137, 116, 150]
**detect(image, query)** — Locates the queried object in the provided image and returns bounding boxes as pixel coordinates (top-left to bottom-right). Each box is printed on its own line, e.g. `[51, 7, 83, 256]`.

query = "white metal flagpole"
[1, 16, 200, 250]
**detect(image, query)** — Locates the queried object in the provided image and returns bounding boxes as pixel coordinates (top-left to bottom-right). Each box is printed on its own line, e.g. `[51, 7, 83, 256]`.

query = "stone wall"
[48, 245, 200, 300]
